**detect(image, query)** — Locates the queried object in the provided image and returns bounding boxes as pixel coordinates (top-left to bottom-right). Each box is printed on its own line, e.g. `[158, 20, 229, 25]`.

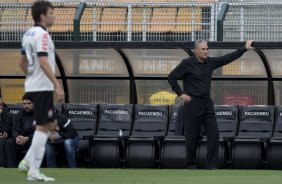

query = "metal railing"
[79, 1, 215, 42]
[219, 0, 282, 41]
[0, 1, 282, 42]
[0, 1, 79, 42]
[0, 1, 216, 42]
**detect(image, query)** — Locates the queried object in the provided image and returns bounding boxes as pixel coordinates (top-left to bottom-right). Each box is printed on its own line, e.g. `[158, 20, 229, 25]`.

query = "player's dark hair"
[32, 1, 54, 23]
[22, 93, 32, 102]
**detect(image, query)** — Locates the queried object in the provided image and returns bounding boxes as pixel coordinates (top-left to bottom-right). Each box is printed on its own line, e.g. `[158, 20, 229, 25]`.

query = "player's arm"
[19, 54, 28, 75]
[38, 57, 64, 102]
[38, 57, 60, 88]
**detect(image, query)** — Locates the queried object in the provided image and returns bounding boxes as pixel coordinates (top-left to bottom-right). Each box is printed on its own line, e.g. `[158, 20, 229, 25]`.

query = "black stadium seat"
[197, 105, 239, 169]
[54, 103, 63, 114]
[7, 103, 62, 123]
[167, 105, 183, 136]
[6, 103, 22, 117]
[64, 103, 98, 165]
[126, 104, 169, 168]
[160, 104, 186, 168]
[90, 104, 133, 168]
[6, 104, 22, 129]
[268, 106, 282, 169]
[232, 105, 275, 169]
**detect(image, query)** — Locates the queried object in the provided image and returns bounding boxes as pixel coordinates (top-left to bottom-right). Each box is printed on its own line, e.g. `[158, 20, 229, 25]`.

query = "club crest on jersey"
[33, 120, 36, 126]
[48, 109, 53, 118]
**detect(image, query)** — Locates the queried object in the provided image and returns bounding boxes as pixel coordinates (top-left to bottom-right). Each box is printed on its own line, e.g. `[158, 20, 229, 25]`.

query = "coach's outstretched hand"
[245, 40, 255, 50]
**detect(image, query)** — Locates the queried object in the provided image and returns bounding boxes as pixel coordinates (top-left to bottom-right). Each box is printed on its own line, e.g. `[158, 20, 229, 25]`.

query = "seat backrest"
[214, 105, 238, 138]
[148, 8, 177, 32]
[175, 7, 202, 32]
[97, 104, 133, 137]
[167, 105, 184, 136]
[80, 7, 102, 32]
[131, 7, 152, 32]
[0, 8, 28, 32]
[132, 104, 169, 137]
[238, 105, 275, 138]
[64, 103, 98, 139]
[5, 104, 22, 125]
[6, 103, 22, 116]
[273, 106, 282, 138]
[98, 8, 127, 32]
[54, 104, 62, 114]
[7, 103, 62, 116]
[49, 7, 75, 32]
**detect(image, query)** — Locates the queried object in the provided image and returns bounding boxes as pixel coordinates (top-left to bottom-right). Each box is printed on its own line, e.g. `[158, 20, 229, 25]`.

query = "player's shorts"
[26, 91, 54, 125]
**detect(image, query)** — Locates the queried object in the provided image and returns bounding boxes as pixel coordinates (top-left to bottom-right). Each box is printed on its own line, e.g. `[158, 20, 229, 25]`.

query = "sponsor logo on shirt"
[25, 31, 35, 36]
[42, 33, 48, 51]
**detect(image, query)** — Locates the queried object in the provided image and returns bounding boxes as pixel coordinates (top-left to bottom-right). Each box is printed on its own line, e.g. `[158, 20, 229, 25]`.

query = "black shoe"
[187, 164, 197, 169]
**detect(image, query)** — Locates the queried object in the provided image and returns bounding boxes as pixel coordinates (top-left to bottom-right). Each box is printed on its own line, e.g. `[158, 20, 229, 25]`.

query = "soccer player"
[18, 0, 64, 181]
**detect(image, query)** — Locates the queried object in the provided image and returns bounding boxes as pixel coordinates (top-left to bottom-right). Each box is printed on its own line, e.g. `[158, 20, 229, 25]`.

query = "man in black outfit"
[45, 114, 79, 168]
[0, 97, 13, 167]
[168, 40, 254, 169]
[7, 94, 36, 166]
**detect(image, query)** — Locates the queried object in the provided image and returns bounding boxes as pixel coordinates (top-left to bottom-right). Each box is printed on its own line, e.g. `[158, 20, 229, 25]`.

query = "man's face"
[195, 42, 209, 60]
[41, 7, 55, 27]
[22, 100, 33, 112]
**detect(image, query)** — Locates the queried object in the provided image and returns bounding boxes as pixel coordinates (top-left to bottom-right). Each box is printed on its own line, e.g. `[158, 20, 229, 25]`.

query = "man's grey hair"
[194, 40, 207, 49]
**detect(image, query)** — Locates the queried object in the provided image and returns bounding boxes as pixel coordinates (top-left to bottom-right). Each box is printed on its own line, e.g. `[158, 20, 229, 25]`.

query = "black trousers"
[183, 96, 219, 168]
[0, 138, 17, 168]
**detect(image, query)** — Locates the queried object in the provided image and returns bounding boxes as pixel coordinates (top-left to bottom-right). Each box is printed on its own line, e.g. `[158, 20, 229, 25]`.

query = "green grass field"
[0, 168, 282, 184]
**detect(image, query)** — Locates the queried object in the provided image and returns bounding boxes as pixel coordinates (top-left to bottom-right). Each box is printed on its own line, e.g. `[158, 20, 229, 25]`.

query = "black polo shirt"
[168, 47, 247, 97]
